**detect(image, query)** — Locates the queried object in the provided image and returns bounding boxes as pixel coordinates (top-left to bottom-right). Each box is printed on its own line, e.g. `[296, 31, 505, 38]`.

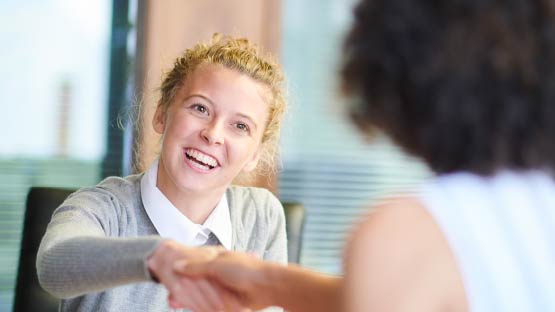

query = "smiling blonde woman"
[37, 34, 288, 312]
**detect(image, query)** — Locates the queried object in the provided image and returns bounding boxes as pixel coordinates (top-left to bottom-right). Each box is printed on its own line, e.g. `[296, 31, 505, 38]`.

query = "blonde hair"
[158, 33, 286, 176]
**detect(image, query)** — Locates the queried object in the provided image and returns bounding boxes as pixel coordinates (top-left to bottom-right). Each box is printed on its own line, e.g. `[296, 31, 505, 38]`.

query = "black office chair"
[14, 187, 74, 312]
[282, 202, 306, 263]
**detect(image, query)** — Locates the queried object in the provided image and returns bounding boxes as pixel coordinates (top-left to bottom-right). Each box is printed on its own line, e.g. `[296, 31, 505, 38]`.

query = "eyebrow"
[184, 94, 213, 105]
[184, 94, 259, 130]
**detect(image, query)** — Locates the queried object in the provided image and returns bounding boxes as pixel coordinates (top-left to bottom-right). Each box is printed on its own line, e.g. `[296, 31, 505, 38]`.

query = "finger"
[218, 286, 247, 312]
[168, 293, 202, 312]
[173, 259, 188, 273]
[178, 278, 216, 312]
[195, 279, 225, 311]
[246, 251, 261, 259]
[160, 274, 189, 304]
[161, 270, 209, 311]
[205, 246, 226, 258]
[174, 259, 214, 277]
[169, 285, 204, 312]
[168, 294, 185, 310]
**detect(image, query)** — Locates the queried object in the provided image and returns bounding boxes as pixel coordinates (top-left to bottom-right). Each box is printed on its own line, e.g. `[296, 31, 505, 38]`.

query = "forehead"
[177, 64, 269, 119]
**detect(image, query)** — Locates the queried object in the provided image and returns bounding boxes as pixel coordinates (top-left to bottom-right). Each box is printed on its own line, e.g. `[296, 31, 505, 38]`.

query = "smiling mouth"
[185, 148, 218, 170]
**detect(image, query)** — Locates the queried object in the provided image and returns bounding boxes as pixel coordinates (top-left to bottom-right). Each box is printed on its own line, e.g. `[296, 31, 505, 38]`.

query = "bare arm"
[177, 251, 343, 312]
[260, 262, 343, 312]
[344, 197, 467, 312]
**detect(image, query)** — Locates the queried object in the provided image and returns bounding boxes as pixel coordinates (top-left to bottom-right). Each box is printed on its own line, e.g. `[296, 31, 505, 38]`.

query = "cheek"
[228, 140, 255, 161]
[243, 141, 261, 161]
[167, 115, 197, 135]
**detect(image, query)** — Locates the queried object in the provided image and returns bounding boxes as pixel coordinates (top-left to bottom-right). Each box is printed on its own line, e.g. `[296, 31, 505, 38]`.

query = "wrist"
[258, 262, 287, 307]
[146, 239, 173, 282]
[146, 248, 160, 282]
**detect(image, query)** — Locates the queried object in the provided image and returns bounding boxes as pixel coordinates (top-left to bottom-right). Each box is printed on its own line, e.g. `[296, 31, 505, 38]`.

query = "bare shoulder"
[344, 196, 467, 312]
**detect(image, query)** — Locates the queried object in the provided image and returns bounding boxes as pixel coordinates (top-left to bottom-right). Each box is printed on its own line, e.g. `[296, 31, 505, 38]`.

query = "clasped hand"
[148, 240, 266, 312]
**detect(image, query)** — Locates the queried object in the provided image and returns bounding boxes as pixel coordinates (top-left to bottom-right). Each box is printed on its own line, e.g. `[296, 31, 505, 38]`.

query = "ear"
[152, 104, 166, 135]
[242, 149, 261, 173]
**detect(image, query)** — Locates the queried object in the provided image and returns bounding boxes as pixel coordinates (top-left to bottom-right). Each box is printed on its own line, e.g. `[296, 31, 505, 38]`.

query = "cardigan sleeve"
[260, 191, 288, 312]
[36, 186, 163, 299]
[262, 191, 288, 264]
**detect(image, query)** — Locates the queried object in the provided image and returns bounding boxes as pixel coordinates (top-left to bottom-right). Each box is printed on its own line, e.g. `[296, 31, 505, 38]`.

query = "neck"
[156, 163, 226, 224]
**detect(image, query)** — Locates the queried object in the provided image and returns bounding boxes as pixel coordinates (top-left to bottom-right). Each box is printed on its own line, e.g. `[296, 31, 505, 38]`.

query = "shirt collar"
[140, 159, 232, 249]
[203, 191, 232, 249]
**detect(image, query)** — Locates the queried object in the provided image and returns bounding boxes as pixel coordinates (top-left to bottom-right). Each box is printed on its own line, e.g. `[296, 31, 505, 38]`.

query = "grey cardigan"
[37, 174, 287, 311]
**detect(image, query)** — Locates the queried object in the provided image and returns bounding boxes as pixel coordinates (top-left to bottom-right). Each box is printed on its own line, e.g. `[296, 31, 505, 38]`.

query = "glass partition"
[0, 1, 111, 309]
[279, 0, 431, 274]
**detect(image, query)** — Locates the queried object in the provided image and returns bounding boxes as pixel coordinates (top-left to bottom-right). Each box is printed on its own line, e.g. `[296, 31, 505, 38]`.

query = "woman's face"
[153, 64, 269, 197]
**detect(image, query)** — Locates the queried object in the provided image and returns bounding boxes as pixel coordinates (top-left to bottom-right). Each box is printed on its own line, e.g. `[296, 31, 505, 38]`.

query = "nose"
[201, 121, 224, 145]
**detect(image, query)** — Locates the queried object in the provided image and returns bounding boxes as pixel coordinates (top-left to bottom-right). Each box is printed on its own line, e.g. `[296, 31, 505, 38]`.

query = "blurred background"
[0, 0, 430, 310]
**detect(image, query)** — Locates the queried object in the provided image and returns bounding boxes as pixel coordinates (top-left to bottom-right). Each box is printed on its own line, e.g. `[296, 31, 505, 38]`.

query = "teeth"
[186, 149, 218, 167]
[190, 159, 210, 170]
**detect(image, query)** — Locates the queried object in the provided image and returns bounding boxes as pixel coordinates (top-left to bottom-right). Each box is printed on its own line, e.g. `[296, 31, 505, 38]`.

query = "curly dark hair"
[341, 0, 555, 175]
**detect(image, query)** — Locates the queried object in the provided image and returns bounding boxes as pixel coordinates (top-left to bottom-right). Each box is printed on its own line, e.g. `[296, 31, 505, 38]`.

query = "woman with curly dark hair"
[341, 0, 555, 310]
[174, 0, 555, 311]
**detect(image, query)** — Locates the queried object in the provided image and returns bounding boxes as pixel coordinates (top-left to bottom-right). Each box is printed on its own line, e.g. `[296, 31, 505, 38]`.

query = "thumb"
[173, 259, 212, 277]
[168, 294, 184, 309]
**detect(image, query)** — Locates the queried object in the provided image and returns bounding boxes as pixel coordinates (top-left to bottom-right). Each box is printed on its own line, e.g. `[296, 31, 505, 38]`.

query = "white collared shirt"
[140, 159, 232, 249]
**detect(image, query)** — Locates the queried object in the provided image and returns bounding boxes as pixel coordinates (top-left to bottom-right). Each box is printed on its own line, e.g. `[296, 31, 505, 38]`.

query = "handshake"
[147, 240, 281, 312]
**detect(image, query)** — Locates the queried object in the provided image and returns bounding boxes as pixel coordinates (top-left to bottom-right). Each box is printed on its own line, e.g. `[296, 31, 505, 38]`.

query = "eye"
[190, 103, 209, 115]
[235, 122, 250, 133]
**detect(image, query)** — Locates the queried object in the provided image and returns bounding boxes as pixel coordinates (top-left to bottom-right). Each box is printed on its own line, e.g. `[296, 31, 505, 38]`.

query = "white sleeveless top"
[420, 170, 555, 312]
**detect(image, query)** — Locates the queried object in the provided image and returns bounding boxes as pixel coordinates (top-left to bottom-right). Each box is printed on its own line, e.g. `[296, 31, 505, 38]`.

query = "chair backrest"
[282, 202, 306, 264]
[14, 187, 73, 312]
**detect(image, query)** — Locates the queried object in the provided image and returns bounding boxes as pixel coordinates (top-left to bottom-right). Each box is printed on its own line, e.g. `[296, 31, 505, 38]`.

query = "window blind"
[279, 0, 431, 274]
[279, 141, 430, 274]
[0, 159, 100, 309]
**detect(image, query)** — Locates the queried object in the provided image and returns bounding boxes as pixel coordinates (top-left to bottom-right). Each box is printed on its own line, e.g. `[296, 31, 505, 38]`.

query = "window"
[279, 0, 431, 274]
[0, 1, 111, 309]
